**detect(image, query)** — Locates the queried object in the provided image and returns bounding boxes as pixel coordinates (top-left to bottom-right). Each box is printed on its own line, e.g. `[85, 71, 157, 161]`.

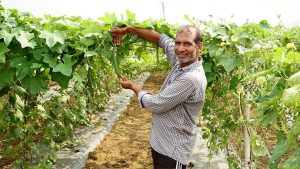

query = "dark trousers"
[151, 148, 186, 169]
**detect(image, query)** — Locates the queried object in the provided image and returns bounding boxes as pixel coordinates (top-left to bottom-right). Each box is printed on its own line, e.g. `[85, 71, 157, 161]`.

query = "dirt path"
[85, 71, 168, 169]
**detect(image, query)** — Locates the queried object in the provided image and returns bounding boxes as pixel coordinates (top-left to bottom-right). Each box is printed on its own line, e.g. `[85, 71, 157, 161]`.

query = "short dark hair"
[176, 25, 202, 44]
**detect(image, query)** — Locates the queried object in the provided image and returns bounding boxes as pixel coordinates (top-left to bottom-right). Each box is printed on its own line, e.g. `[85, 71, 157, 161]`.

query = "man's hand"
[117, 77, 142, 95]
[118, 77, 133, 89]
[110, 26, 129, 46]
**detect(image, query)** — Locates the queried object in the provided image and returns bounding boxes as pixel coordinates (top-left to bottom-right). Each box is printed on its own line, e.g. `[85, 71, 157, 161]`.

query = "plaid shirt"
[138, 34, 207, 164]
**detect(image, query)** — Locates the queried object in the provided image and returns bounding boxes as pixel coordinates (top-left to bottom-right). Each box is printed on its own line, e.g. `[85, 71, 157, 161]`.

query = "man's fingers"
[116, 38, 120, 45]
[118, 77, 128, 82]
[113, 38, 118, 45]
[110, 29, 126, 46]
[113, 37, 122, 46]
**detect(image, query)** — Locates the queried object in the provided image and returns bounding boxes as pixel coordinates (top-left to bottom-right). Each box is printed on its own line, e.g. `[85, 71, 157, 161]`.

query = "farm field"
[84, 72, 165, 169]
[0, 4, 299, 169]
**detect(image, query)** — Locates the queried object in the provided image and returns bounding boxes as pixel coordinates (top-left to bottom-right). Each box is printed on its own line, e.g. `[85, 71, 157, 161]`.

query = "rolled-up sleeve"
[138, 77, 194, 114]
[158, 34, 177, 66]
[137, 91, 150, 108]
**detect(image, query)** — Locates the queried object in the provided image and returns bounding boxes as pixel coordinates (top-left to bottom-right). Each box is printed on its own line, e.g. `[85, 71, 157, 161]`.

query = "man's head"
[175, 25, 202, 68]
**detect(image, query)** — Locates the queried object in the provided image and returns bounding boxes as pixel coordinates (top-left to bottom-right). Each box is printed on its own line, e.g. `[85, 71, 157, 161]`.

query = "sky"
[1, 0, 300, 27]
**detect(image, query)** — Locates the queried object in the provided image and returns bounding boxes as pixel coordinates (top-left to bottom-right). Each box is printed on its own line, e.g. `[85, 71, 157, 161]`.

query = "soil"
[85, 71, 168, 169]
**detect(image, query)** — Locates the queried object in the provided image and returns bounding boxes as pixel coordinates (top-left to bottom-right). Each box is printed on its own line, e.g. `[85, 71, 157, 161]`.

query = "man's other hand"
[117, 77, 133, 89]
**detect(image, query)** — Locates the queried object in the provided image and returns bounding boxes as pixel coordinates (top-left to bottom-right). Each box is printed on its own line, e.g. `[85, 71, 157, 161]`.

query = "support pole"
[244, 92, 251, 169]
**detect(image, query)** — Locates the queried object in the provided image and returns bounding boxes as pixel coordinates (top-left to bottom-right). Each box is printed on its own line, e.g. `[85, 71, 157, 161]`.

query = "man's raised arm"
[110, 26, 160, 45]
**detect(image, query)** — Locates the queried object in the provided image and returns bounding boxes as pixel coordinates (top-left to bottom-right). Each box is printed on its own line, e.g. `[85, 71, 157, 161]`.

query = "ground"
[85, 71, 168, 169]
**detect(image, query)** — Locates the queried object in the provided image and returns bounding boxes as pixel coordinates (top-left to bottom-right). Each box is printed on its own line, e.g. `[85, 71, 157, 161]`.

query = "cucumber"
[112, 45, 121, 78]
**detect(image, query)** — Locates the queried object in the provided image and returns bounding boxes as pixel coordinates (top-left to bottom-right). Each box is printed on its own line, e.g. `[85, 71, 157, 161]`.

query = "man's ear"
[197, 42, 202, 50]
[196, 42, 202, 54]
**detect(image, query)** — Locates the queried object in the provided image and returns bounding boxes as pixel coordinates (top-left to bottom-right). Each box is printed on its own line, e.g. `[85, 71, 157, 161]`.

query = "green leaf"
[53, 54, 76, 76]
[126, 10, 136, 21]
[80, 37, 95, 47]
[270, 140, 289, 163]
[22, 76, 48, 96]
[16, 62, 31, 80]
[208, 45, 220, 57]
[10, 127, 24, 139]
[51, 72, 72, 89]
[133, 21, 155, 29]
[283, 50, 300, 64]
[72, 71, 85, 84]
[287, 117, 300, 146]
[134, 47, 144, 59]
[236, 45, 248, 55]
[31, 63, 42, 69]
[44, 14, 64, 22]
[282, 148, 300, 169]
[0, 28, 15, 45]
[39, 30, 65, 48]
[229, 76, 240, 90]
[43, 53, 57, 68]
[98, 12, 117, 25]
[203, 62, 212, 73]
[11, 85, 27, 94]
[51, 43, 65, 53]
[84, 51, 98, 58]
[259, 20, 270, 29]
[15, 94, 24, 110]
[49, 152, 57, 162]
[0, 42, 10, 63]
[14, 109, 23, 121]
[0, 68, 15, 87]
[250, 133, 268, 157]
[10, 56, 27, 67]
[260, 108, 278, 127]
[15, 30, 37, 49]
[0, 86, 10, 97]
[30, 47, 48, 61]
[184, 15, 194, 24]
[287, 71, 300, 87]
[256, 78, 285, 104]
[282, 85, 300, 108]
[244, 70, 273, 81]
[276, 130, 286, 143]
[218, 54, 241, 72]
[159, 24, 171, 35]
[9, 56, 32, 80]
[80, 20, 103, 35]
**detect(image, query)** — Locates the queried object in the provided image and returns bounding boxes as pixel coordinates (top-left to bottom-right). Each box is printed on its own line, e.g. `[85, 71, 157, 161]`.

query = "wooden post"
[244, 92, 251, 169]
[161, 1, 166, 20]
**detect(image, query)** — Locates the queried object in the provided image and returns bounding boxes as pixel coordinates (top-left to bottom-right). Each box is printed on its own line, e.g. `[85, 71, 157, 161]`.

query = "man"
[110, 25, 207, 169]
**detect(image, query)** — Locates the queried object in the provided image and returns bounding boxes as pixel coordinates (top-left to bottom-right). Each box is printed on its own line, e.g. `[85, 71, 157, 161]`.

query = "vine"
[0, 5, 299, 168]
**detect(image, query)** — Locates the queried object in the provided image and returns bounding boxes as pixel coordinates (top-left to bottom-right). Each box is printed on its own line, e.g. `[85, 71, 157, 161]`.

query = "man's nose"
[177, 45, 186, 52]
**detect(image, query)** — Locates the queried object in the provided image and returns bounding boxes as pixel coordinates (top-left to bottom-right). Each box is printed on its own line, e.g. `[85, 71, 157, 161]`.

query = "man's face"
[174, 30, 201, 67]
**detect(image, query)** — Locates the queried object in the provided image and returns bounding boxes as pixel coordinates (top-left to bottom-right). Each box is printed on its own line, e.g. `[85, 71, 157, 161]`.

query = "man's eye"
[184, 43, 192, 46]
